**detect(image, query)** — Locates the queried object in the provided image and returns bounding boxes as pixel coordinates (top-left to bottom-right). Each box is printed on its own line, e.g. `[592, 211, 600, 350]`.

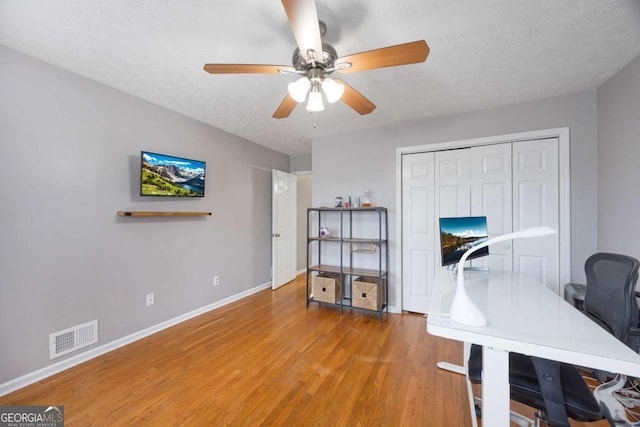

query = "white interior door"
[401, 152, 435, 313]
[512, 138, 559, 293]
[272, 170, 297, 290]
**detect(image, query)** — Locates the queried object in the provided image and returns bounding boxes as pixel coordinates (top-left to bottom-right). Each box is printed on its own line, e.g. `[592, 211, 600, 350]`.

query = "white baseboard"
[296, 268, 307, 276]
[0, 281, 272, 397]
[387, 305, 401, 314]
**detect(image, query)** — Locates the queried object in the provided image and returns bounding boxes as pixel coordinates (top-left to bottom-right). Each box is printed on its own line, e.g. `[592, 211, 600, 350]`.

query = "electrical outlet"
[213, 276, 220, 286]
[146, 293, 154, 307]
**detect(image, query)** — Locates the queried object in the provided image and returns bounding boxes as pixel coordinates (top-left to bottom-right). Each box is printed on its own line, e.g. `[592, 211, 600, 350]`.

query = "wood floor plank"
[0, 274, 608, 426]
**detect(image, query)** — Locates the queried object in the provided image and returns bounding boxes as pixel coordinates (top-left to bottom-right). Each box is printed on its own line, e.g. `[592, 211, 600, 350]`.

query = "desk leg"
[482, 346, 510, 427]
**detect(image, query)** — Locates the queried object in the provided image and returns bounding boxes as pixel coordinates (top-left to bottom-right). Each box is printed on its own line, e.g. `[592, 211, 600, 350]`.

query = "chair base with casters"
[467, 344, 606, 427]
[593, 374, 640, 426]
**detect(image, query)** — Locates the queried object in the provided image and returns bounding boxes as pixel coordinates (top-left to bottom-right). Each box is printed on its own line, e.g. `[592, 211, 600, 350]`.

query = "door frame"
[395, 127, 571, 312]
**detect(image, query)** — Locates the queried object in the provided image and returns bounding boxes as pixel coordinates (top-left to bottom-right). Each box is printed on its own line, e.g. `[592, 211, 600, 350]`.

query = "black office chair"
[582, 253, 640, 425]
[468, 345, 605, 427]
[584, 252, 640, 353]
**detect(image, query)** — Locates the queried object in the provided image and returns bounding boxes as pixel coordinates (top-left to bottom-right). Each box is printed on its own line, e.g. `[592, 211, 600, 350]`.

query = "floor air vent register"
[49, 320, 98, 359]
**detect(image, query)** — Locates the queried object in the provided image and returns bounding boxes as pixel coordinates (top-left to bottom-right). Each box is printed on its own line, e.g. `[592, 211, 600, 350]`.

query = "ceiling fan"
[203, 0, 430, 119]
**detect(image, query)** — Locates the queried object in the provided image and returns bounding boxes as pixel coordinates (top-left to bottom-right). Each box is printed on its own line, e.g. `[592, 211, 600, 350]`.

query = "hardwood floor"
[0, 274, 608, 426]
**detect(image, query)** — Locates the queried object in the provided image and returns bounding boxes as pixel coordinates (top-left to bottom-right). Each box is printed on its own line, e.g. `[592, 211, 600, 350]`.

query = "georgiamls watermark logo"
[0, 405, 64, 427]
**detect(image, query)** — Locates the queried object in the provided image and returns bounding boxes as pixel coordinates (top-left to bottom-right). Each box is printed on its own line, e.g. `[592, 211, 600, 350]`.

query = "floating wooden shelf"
[117, 211, 211, 217]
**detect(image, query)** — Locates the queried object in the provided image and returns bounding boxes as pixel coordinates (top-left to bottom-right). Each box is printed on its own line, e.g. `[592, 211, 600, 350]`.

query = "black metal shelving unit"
[306, 207, 389, 320]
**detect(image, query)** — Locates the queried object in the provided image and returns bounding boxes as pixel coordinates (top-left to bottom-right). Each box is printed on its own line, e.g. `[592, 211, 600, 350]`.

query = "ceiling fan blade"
[273, 94, 298, 119]
[281, 0, 323, 62]
[334, 79, 376, 115]
[335, 40, 430, 74]
[203, 64, 295, 74]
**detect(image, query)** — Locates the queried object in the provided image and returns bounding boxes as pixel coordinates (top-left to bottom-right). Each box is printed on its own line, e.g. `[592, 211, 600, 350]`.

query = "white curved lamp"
[449, 226, 558, 326]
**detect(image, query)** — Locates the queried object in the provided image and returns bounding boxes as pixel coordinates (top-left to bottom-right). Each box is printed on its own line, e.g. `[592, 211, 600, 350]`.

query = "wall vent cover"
[49, 320, 98, 360]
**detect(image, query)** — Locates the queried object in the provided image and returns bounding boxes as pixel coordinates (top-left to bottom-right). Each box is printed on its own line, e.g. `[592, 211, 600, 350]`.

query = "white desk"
[427, 269, 640, 427]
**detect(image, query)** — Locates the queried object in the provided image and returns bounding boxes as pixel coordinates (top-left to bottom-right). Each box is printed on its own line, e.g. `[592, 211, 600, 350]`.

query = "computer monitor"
[439, 216, 489, 267]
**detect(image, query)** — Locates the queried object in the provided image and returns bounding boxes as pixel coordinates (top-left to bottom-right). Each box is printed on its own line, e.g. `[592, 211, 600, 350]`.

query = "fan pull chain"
[308, 110, 318, 128]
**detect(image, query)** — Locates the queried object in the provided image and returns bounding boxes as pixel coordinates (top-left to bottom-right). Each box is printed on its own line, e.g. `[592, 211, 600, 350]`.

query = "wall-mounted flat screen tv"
[439, 216, 489, 266]
[140, 151, 206, 197]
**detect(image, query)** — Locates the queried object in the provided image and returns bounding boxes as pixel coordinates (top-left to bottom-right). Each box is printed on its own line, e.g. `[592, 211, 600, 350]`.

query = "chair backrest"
[584, 252, 640, 352]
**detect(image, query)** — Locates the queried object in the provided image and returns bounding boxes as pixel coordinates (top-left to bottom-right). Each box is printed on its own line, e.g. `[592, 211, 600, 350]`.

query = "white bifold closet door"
[470, 143, 513, 272]
[401, 139, 559, 314]
[401, 152, 436, 314]
[512, 138, 559, 293]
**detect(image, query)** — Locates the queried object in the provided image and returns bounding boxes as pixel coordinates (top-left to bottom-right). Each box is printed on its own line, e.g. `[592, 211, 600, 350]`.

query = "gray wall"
[290, 153, 312, 173]
[296, 175, 312, 272]
[597, 55, 640, 259]
[312, 91, 598, 308]
[0, 46, 289, 383]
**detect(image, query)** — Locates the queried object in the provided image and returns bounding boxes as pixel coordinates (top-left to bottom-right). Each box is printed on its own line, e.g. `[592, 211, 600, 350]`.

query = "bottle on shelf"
[362, 190, 372, 207]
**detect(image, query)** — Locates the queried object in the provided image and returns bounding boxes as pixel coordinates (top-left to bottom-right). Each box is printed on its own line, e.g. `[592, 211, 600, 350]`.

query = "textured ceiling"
[2, 1, 640, 156]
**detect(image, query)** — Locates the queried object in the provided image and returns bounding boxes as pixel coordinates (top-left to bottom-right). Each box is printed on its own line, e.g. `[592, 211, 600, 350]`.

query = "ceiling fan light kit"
[203, 0, 430, 119]
[287, 67, 343, 111]
[321, 78, 344, 103]
[288, 77, 311, 102]
[306, 86, 325, 112]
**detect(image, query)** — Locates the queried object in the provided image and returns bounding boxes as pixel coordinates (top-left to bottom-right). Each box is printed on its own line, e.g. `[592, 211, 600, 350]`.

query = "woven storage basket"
[352, 276, 386, 310]
[313, 273, 340, 304]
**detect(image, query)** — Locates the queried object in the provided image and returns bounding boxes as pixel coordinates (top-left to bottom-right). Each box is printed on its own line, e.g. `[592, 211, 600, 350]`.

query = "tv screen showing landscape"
[439, 216, 489, 266]
[140, 151, 206, 197]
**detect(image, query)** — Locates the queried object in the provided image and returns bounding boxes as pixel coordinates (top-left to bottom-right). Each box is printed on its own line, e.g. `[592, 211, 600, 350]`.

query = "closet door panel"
[435, 149, 471, 269]
[513, 138, 559, 293]
[471, 144, 513, 270]
[435, 149, 470, 217]
[401, 152, 435, 313]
